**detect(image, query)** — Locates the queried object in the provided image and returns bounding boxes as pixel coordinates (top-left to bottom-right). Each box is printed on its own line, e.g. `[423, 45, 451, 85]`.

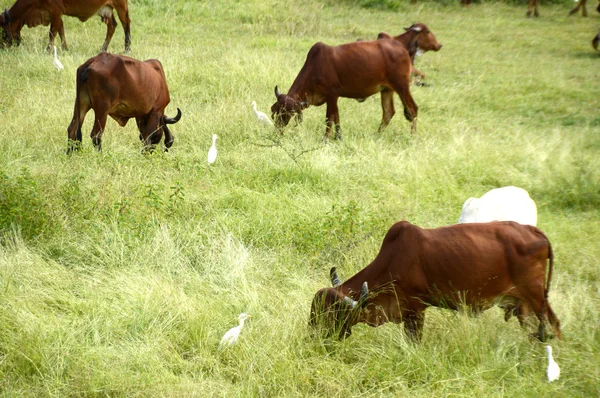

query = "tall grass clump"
[0, 0, 599, 396]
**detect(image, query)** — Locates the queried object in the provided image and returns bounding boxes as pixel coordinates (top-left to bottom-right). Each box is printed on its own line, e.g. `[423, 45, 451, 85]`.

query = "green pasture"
[0, 0, 598, 396]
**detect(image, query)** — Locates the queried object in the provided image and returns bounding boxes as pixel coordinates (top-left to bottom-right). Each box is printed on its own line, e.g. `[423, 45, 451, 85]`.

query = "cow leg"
[114, 2, 132, 52]
[90, 109, 109, 151]
[67, 101, 90, 154]
[527, 0, 535, 17]
[403, 310, 425, 342]
[325, 98, 340, 139]
[544, 300, 562, 340]
[47, 16, 64, 52]
[163, 123, 174, 151]
[582, 0, 588, 16]
[378, 89, 395, 132]
[569, 0, 581, 15]
[141, 113, 163, 153]
[519, 282, 556, 342]
[101, 14, 118, 53]
[136, 115, 147, 142]
[390, 79, 418, 134]
[535, 0, 540, 17]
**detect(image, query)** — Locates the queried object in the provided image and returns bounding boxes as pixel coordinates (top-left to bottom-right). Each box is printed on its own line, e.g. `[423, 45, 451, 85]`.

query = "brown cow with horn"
[310, 221, 561, 342]
[271, 39, 418, 139]
[376, 23, 442, 85]
[0, 0, 131, 52]
[67, 53, 181, 154]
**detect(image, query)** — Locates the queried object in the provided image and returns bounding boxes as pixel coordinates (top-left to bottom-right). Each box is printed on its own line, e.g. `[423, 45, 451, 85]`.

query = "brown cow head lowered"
[309, 267, 369, 339]
[270, 86, 308, 128]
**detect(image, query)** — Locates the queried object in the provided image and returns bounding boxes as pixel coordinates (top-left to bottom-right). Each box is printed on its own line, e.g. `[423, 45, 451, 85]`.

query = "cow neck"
[286, 76, 309, 103]
[395, 30, 419, 51]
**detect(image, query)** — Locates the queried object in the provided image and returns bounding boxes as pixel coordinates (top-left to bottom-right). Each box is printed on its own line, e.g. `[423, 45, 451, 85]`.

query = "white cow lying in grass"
[458, 186, 537, 226]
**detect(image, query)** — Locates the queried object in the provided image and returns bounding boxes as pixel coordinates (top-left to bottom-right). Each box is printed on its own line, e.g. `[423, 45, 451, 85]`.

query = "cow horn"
[274, 85, 280, 98]
[330, 267, 342, 287]
[3, 8, 9, 23]
[359, 281, 369, 308]
[164, 108, 182, 124]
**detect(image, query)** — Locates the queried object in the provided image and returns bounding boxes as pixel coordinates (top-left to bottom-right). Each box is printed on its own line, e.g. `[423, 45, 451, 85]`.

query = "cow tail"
[545, 238, 553, 301]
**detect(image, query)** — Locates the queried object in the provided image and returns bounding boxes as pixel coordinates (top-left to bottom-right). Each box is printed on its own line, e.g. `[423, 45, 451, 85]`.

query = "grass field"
[0, 0, 599, 396]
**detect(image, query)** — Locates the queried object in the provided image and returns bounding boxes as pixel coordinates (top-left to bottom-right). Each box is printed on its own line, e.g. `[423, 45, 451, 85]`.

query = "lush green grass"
[0, 0, 599, 396]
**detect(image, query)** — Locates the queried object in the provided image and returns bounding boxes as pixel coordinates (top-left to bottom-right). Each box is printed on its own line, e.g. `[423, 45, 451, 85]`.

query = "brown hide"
[271, 39, 418, 139]
[310, 221, 561, 342]
[0, 0, 131, 51]
[67, 53, 181, 153]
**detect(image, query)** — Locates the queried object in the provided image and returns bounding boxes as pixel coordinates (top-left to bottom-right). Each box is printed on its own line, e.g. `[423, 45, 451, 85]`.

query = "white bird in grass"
[219, 313, 252, 349]
[52, 46, 64, 71]
[207, 134, 218, 164]
[546, 345, 560, 382]
[252, 101, 273, 126]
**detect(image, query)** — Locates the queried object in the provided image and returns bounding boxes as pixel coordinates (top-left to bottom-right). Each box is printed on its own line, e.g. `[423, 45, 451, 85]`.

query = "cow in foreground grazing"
[67, 53, 181, 154]
[0, 0, 131, 52]
[376, 23, 442, 84]
[569, 0, 600, 16]
[271, 39, 418, 139]
[458, 186, 537, 226]
[310, 221, 561, 342]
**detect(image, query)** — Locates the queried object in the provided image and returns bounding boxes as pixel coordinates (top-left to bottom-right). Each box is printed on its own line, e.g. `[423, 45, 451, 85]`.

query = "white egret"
[207, 134, 217, 164]
[53, 46, 64, 71]
[546, 345, 560, 382]
[219, 313, 252, 349]
[252, 101, 273, 126]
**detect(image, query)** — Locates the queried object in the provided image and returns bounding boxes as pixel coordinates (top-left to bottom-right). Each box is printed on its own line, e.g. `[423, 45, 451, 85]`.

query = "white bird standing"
[207, 134, 218, 164]
[252, 101, 273, 126]
[52, 46, 64, 71]
[219, 313, 252, 349]
[546, 345, 560, 382]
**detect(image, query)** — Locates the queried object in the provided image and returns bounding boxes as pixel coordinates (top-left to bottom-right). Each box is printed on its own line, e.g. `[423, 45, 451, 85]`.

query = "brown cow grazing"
[271, 39, 418, 139]
[309, 221, 561, 342]
[67, 53, 181, 154]
[377, 23, 442, 84]
[527, 0, 540, 17]
[0, 0, 131, 52]
[569, 0, 600, 16]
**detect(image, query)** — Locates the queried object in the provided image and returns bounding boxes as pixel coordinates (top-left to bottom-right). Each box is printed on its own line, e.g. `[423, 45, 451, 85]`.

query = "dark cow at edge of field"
[410, 0, 472, 5]
[527, 0, 540, 17]
[569, 0, 600, 16]
[0, 0, 131, 52]
[593, 31, 600, 51]
[309, 221, 562, 342]
[67, 53, 181, 154]
[376, 23, 442, 84]
[271, 39, 418, 140]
